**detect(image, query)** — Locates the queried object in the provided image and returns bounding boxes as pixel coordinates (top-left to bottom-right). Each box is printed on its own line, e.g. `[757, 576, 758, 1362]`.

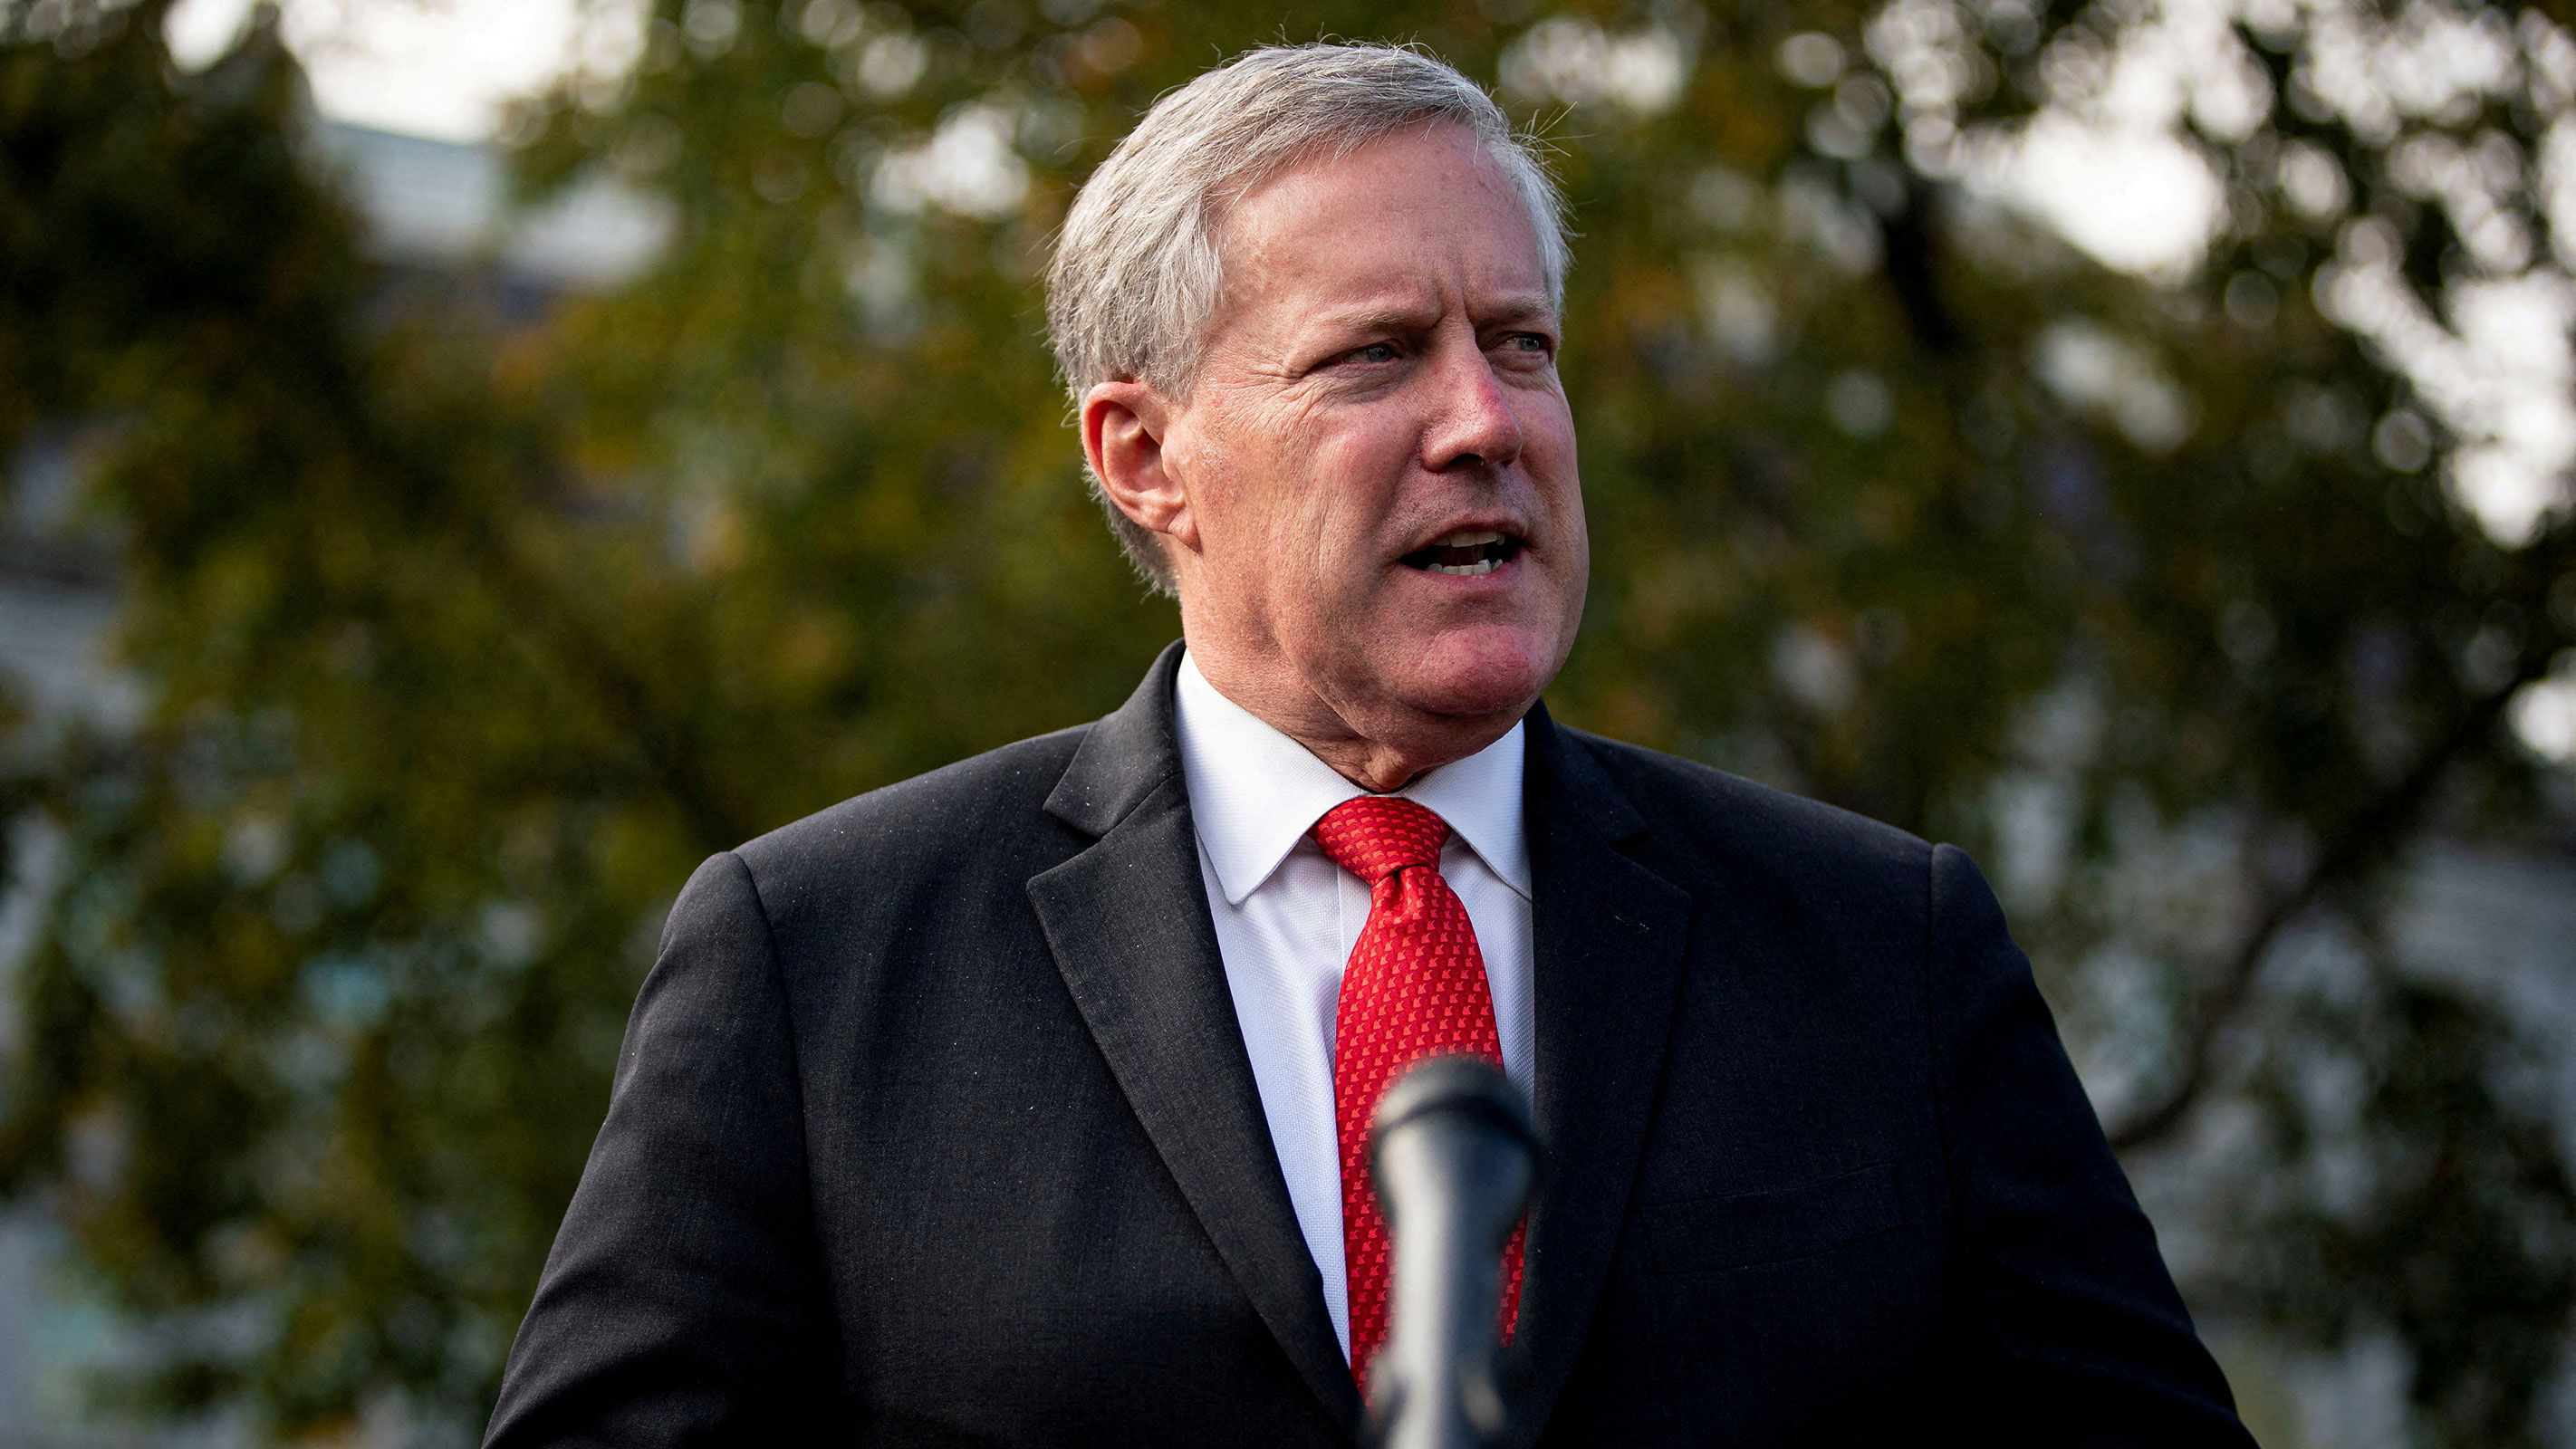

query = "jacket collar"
[1507, 704, 1694, 1444]
[1039, 640, 1192, 839]
[1032, 643, 1367, 1433]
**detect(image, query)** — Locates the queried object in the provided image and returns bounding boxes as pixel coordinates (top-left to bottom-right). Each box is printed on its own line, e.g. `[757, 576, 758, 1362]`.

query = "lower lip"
[1399, 552, 1523, 590]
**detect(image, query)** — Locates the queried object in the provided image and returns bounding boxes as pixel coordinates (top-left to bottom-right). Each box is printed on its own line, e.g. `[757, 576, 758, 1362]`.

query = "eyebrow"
[1475, 294, 1560, 329]
[1311, 293, 1559, 338]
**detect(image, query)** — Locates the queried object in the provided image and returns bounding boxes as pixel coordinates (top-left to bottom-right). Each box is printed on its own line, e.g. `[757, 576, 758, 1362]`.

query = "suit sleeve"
[1925, 845, 2255, 1447]
[484, 851, 836, 1447]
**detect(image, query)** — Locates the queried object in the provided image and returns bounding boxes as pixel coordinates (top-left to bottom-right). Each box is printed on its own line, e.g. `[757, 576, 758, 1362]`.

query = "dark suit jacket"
[485, 644, 2253, 1447]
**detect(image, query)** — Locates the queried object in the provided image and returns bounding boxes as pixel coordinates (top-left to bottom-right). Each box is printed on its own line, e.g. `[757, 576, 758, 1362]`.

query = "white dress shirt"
[1172, 651, 1535, 1361]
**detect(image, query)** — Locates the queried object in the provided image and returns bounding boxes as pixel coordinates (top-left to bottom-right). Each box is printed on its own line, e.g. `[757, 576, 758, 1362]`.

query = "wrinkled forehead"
[1204, 123, 1555, 331]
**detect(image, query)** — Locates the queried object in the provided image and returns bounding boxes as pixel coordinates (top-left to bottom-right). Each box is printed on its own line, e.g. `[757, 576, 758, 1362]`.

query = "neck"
[1182, 638, 1526, 795]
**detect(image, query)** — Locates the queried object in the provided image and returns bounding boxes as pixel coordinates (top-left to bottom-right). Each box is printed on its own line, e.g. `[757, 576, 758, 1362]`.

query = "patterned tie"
[1312, 793, 1524, 1398]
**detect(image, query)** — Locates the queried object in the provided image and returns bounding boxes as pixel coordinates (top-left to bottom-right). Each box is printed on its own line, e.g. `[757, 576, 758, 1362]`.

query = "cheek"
[1289, 436, 1406, 569]
[1203, 398, 1418, 609]
[1520, 411, 1584, 533]
[1181, 429, 1281, 554]
[1523, 391, 1580, 475]
[1206, 451, 1354, 620]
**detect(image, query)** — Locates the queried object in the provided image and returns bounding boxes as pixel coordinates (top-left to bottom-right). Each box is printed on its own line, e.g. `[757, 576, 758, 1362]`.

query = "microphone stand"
[1366, 1055, 1539, 1449]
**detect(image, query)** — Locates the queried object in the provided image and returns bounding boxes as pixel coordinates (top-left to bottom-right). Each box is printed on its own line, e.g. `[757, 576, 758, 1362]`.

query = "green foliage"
[4, 0, 2576, 1439]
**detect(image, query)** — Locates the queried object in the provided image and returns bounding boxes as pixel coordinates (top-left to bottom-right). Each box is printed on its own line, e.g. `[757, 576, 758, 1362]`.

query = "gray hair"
[1044, 42, 1572, 596]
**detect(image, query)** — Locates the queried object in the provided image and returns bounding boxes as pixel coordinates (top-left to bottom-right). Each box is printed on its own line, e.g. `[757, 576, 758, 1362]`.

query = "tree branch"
[1879, 173, 1965, 357]
[2107, 620, 2563, 1153]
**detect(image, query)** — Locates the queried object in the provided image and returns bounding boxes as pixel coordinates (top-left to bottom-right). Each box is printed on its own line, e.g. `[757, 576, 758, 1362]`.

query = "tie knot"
[1312, 794, 1450, 884]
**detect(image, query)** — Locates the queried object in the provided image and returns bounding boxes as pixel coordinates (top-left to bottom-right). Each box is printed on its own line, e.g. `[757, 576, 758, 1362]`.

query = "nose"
[1419, 337, 1524, 475]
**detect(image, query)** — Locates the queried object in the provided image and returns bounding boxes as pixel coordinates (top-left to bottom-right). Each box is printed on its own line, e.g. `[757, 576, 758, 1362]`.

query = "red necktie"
[1312, 794, 1524, 1398]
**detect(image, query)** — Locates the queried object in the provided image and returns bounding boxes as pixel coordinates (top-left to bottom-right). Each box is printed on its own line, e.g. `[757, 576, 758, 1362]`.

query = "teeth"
[1403, 530, 1514, 576]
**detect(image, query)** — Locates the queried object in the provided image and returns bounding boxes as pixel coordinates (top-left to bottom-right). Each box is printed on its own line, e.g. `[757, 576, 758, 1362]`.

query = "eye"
[1346, 341, 1400, 365]
[1495, 331, 1554, 360]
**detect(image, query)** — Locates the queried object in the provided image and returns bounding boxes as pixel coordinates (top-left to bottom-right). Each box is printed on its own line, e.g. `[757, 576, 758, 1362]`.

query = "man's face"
[1143, 121, 1588, 772]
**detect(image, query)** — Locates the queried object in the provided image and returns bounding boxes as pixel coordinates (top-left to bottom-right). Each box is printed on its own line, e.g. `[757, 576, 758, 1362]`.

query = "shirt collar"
[1174, 651, 1530, 907]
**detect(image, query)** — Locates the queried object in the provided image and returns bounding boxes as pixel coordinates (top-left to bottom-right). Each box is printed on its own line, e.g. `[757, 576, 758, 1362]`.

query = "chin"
[1392, 627, 1560, 720]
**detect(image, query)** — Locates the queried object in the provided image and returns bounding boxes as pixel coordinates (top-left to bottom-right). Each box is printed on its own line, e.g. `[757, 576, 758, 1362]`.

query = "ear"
[1081, 380, 1200, 552]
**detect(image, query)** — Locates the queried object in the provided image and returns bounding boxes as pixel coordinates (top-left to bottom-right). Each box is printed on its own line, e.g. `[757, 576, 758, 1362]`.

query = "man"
[485, 43, 2254, 1448]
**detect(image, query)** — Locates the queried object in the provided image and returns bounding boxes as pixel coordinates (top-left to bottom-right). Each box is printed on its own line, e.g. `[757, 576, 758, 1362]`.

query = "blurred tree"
[4, 0, 2576, 1442]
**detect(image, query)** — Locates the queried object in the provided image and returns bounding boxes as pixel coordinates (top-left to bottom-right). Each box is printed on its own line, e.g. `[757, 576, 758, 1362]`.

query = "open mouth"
[1400, 530, 1523, 577]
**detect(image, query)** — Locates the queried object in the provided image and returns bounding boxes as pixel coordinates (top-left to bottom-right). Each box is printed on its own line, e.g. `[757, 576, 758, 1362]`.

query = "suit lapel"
[1511, 705, 1694, 1439]
[1027, 645, 1364, 1435]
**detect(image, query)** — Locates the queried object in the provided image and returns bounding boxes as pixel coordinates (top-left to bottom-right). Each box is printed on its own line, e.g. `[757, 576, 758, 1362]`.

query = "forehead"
[1213, 123, 1551, 321]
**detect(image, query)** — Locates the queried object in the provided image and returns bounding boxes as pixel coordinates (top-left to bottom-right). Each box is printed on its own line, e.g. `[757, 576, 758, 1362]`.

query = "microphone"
[1366, 1055, 1539, 1449]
